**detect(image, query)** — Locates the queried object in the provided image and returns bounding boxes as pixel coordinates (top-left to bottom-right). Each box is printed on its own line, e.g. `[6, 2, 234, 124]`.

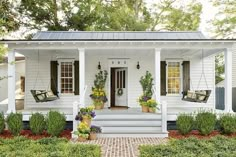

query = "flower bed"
[0, 129, 72, 140]
[169, 130, 236, 139]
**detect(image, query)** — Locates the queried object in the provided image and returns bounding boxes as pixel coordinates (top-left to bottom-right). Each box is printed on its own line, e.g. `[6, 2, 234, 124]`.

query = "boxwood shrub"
[195, 110, 216, 135]
[219, 113, 236, 134]
[46, 111, 66, 137]
[0, 112, 5, 134]
[6, 112, 23, 136]
[176, 113, 194, 135]
[29, 112, 45, 135]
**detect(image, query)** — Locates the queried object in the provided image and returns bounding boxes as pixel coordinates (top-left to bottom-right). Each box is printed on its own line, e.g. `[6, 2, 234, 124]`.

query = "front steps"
[92, 112, 168, 138]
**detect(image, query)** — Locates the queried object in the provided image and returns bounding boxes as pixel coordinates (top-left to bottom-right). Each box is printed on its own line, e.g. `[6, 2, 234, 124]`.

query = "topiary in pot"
[6, 112, 23, 136]
[29, 112, 45, 135]
[176, 113, 194, 135]
[0, 112, 5, 134]
[195, 110, 216, 135]
[46, 111, 66, 137]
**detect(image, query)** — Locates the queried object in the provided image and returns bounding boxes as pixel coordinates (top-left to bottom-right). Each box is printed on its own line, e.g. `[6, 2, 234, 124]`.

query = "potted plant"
[90, 70, 108, 109]
[139, 71, 154, 112]
[138, 95, 150, 112]
[75, 105, 96, 127]
[147, 99, 158, 113]
[89, 125, 102, 140]
[74, 122, 90, 142]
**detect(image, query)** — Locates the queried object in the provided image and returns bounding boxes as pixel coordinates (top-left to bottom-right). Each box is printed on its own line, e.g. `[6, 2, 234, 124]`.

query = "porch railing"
[153, 86, 167, 133]
[72, 85, 87, 138]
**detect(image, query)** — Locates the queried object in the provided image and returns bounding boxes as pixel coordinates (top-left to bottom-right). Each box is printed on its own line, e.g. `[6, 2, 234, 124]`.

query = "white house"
[1, 31, 235, 137]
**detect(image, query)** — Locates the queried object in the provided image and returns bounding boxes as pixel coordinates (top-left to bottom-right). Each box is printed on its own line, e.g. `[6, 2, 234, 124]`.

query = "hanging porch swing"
[182, 49, 211, 103]
[30, 50, 59, 103]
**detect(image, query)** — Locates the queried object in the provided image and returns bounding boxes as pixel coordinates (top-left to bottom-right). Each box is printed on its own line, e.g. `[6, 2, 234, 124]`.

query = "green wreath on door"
[117, 88, 123, 96]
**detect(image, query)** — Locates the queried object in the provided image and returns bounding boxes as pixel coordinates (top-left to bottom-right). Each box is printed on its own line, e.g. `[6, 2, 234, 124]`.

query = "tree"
[215, 52, 224, 84]
[210, 0, 236, 38]
[151, 0, 202, 31]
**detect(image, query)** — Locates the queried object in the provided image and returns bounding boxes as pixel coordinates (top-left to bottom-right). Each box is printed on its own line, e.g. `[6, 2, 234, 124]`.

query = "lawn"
[0, 136, 101, 157]
[139, 136, 236, 157]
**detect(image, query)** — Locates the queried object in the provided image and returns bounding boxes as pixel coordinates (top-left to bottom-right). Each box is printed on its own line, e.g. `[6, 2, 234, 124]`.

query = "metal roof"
[32, 31, 207, 40]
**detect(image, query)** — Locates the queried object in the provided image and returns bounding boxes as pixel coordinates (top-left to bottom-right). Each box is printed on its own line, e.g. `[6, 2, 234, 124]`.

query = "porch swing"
[182, 49, 211, 103]
[30, 50, 59, 103]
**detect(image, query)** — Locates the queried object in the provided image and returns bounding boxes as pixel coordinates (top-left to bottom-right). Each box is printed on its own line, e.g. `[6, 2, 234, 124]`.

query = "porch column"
[155, 48, 161, 103]
[7, 50, 16, 113]
[224, 48, 233, 112]
[79, 48, 85, 105]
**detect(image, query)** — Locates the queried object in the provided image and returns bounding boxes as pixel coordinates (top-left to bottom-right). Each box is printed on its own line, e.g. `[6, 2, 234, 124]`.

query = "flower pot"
[78, 136, 87, 142]
[95, 105, 103, 110]
[82, 116, 91, 127]
[141, 106, 149, 112]
[102, 103, 105, 109]
[89, 133, 97, 140]
[148, 107, 156, 113]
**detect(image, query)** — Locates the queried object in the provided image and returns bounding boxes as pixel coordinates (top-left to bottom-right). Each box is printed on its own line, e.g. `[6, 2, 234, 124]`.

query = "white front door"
[115, 68, 127, 106]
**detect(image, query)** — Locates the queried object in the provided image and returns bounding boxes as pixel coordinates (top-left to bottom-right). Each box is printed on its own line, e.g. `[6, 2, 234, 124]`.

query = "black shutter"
[161, 61, 167, 96]
[74, 61, 79, 95]
[50, 61, 58, 95]
[182, 61, 190, 95]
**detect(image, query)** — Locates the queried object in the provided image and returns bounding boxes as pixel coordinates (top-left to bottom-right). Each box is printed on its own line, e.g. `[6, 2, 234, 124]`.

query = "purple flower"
[90, 111, 96, 118]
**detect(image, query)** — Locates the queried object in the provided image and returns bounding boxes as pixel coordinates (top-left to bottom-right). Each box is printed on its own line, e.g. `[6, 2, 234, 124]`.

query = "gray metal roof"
[32, 31, 206, 40]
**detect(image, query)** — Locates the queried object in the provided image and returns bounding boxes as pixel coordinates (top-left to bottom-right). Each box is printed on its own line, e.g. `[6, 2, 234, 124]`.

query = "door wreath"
[117, 88, 123, 96]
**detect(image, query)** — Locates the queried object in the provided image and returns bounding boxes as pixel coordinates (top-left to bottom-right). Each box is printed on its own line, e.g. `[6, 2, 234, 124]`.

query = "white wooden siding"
[20, 49, 215, 111]
[232, 49, 236, 87]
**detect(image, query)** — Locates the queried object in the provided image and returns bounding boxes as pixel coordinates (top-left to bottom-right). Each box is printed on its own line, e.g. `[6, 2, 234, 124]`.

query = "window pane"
[167, 62, 180, 94]
[61, 62, 73, 94]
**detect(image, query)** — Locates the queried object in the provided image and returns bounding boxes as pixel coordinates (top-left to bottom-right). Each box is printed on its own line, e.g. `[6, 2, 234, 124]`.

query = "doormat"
[108, 106, 129, 110]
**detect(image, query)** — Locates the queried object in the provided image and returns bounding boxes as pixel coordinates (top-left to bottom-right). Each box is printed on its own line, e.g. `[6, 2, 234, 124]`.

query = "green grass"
[0, 136, 101, 157]
[139, 136, 236, 157]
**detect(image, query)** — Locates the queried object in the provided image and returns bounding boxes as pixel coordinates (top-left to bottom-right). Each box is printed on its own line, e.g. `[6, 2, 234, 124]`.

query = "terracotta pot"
[141, 106, 149, 112]
[148, 107, 156, 113]
[102, 103, 105, 109]
[82, 116, 91, 127]
[78, 136, 87, 142]
[89, 133, 97, 140]
[95, 105, 103, 110]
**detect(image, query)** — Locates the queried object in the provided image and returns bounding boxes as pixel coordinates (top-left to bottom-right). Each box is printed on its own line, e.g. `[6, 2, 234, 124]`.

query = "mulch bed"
[0, 129, 72, 140]
[169, 130, 236, 139]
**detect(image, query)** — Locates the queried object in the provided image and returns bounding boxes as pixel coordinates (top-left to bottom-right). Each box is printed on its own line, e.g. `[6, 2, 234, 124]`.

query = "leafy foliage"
[0, 136, 101, 157]
[29, 113, 45, 135]
[215, 52, 224, 84]
[140, 71, 153, 98]
[6, 113, 23, 136]
[176, 113, 194, 135]
[46, 111, 66, 137]
[195, 110, 217, 135]
[210, 0, 236, 38]
[219, 114, 236, 135]
[90, 125, 102, 133]
[139, 136, 236, 157]
[0, 112, 5, 134]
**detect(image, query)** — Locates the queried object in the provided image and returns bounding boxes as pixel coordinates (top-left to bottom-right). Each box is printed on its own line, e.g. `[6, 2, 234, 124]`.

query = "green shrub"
[0, 112, 5, 134]
[139, 136, 236, 157]
[176, 113, 194, 135]
[46, 111, 66, 137]
[29, 113, 45, 135]
[0, 137, 101, 157]
[195, 110, 216, 135]
[6, 112, 23, 136]
[219, 113, 236, 134]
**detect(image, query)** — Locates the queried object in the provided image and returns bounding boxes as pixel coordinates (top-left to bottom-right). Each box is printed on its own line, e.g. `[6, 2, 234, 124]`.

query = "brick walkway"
[75, 137, 168, 157]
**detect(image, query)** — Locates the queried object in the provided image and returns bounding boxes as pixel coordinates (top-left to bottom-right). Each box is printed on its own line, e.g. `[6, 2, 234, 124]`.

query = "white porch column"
[79, 48, 85, 105]
[155, 48, 161, 103]
[7, 50, 16, 113]
[224, 48, 233, 112]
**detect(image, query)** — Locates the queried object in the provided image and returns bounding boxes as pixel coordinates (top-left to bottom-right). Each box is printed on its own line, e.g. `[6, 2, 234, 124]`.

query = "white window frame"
[166, 60, 183, 96]
[58, 59, 75, 95]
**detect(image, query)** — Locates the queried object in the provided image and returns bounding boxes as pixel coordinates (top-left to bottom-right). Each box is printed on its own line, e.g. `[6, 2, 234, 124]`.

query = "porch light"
[137, 62, 140, 69]
[98, 62, 101, 70]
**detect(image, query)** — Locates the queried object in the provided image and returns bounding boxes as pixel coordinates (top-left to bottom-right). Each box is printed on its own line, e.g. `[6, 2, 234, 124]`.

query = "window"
[60, 61, 74, 94]
[167, 62, 181, 95]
